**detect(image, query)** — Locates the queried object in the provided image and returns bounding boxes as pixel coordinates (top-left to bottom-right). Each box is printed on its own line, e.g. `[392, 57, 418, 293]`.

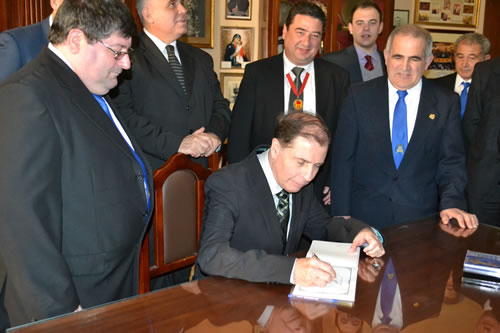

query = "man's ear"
[66, 29, 86, 55]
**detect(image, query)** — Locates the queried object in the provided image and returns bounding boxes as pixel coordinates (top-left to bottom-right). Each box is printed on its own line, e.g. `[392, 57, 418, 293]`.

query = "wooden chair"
[139, 153, 213, 293]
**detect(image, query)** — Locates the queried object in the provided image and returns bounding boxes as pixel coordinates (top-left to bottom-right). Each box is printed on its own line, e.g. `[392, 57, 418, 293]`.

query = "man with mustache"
[0, 0, 152, 329]
[323, 0, 386, 84]
[111, 0, 230, 171]
[331, 24, 478, 230]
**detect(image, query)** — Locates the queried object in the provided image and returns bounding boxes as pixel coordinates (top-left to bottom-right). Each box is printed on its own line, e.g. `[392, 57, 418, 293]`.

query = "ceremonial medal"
[286, 71, 310, 111]
[293, 98, 303, 110]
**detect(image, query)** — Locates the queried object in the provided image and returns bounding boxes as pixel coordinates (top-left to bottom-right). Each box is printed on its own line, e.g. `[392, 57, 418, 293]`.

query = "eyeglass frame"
[99, 41, 133, 60]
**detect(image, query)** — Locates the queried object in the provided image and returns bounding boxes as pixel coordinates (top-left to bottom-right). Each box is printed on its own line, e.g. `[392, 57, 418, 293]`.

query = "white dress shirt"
[283, 52, 316, 114]
[388, 79, 422, 142]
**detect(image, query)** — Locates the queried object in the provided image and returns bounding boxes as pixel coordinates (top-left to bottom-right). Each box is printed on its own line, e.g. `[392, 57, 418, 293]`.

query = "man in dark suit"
[0, 0, 152, 329]
[0, 0, 62, 82]
[463, 58, 500, 226]
[196, 112, 384, 286]
[227, 1, 349, 207]
[331, 24, 478, 230]
[434, 33, 490, 119]
[323, 0, 386, 84]
[110, 0, 231, 171]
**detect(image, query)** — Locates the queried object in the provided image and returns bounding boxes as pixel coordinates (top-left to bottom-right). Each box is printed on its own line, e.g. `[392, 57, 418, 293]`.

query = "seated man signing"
[195, 112, 384, 287]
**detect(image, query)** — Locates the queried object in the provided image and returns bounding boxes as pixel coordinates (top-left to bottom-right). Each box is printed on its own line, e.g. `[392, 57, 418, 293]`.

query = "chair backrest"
[139, 153, 213, 293]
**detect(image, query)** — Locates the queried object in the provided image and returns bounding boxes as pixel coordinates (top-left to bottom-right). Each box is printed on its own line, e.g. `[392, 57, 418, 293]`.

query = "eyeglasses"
[99, 41, 133, 60]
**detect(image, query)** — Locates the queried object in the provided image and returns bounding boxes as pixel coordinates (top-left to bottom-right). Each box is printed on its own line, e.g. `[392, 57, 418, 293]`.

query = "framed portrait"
[414, 0, 480, 28]
[226, 0, 252, 20]
[179, 0, 214, 48]
[393, 10, 409, 28]
[220, 27, 253, 69]
[220, 73, 243, 110]
[424, 31, 465, 79]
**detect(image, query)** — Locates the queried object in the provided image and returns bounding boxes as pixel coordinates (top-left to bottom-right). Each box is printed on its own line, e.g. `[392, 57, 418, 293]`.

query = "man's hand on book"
[350, 228, 385, 258]
[293, 256, 336, 287]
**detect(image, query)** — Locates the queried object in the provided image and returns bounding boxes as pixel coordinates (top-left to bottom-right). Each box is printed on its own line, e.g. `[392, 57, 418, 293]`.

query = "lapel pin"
[429, 114, 435, 120]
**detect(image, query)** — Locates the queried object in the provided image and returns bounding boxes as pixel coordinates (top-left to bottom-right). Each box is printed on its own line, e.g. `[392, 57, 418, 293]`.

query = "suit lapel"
[138, 32, 186, 97]
[314, 59, 328, 118]
[177, 41, 194, 97]
[401, 79, 438, 170]
[268, 54, 287, 115]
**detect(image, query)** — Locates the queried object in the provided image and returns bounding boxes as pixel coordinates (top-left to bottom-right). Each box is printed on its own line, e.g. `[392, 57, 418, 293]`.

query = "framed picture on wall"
[226, 0, 251, 20]
[425, 30, 465, 79]
[414, 0, 479, 28]
[393, 9, 409, 28]
[220, 73, 244, 109]
[179, 0, 214, 48]
[220, 27, 253, 69]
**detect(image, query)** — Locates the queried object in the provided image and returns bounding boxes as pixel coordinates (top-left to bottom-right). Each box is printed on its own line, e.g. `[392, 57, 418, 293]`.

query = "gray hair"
[136, 0, 146, 24]
[454, 33, 491, 59]
[385, 24, 433, 61]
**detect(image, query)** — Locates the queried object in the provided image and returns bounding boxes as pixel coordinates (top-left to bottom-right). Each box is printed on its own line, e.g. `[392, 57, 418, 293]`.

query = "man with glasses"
[0, 0, 152, 329]
[111, 0, 231, 171]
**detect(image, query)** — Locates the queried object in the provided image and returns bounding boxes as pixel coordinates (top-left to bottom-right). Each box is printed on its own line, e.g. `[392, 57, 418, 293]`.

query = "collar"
[144, 28, 178, 54]
[387, 77, 422, 97]
[454, 73, 471, 90]
[283, 51, 314, 76]
[48, 43, 75, 71]
[354, 44, 379, 60]
[257, 149, 283, 196]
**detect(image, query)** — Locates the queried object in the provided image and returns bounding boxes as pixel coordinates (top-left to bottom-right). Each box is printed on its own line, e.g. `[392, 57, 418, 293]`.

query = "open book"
[289, 240, 360, 303]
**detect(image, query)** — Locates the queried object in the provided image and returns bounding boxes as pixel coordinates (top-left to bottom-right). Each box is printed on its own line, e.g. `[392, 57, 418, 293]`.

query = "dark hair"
[274, 112, 330, 148]
[285, 1, 326, 33]
[350, 0, 383, 23]
[50, 0, 137, 45]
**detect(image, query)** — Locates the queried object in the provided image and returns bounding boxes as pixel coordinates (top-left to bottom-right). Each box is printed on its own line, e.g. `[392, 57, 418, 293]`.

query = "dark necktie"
[380, 258, 398, 324]
[288, 67, 304, 111]
[392, 90, 408, 169]
[92, 94, 151, 219]
[460, 81, 470, 118]
[276, 189, 290, 249]
[166, 45, 186, 95]
[365, 55, 374, 71]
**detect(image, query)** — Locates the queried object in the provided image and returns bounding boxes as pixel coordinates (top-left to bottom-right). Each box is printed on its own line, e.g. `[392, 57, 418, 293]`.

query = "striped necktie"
[166, 45, 186, 95]
[276, 189, 290, 249]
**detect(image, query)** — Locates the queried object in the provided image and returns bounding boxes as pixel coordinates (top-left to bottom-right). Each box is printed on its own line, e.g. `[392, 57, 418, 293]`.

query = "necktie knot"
[291, 67, 304, 78]
[462, 81, 470, 89]
[277, 189, 289, 203]
[397, 90, 408, 99]
[166, 44, 175, 55]
[365, 55, 374, 71]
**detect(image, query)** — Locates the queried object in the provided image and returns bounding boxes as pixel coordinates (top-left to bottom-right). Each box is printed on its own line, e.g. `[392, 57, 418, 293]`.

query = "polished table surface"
[9, 217, 500, 332]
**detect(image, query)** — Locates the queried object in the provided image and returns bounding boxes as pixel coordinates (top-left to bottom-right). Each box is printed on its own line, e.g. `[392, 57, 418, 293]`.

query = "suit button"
[185, 106, 190, 111]
[142, 211, 148, 217]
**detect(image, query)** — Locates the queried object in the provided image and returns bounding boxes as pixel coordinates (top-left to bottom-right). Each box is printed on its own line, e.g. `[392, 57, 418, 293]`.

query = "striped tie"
[166, 45, 186, 94]
[276, 189, 290, 249]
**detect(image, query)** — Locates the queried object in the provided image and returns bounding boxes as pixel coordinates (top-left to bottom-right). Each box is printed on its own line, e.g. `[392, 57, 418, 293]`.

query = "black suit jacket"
[110, 31, 231, 170]
[227, 54, 349, 202]
[322, 45, 386, 84]
[462, 58, 500, 225]
[433, 72, 456, 91]
[331, 77, 467, 230]
[0, 48, 152, 328]
[0, 17, 50, 83]
[196, 149, 368, 284]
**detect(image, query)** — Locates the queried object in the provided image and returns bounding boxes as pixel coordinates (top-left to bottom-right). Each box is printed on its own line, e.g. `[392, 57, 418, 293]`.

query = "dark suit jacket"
[433, 72, 456, 91]
[0, 17, 49, 83]
[195, 149, 368, 284]
[322, 45, 386, 84]
[227, 54, 349, 202]
[331, 77, 467, 230]
[0, 47, 152, 328]
[110, 31, 231, 170]
[462, 58, 500, 225]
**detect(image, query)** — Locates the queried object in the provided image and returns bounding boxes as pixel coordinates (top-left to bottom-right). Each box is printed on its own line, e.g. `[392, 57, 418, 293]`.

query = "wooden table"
[9, 217, 500, 332]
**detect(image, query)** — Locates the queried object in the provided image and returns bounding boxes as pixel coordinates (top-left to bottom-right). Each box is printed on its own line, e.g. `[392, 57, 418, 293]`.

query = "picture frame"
[414, 0, 480, 28]
[393, 10, 409, 28]
[179, 0, 214, 48]
[220, 73, 244, 110]
[220, 27, 254, 69]
[425, 30, 465, 79]
[226, 0, 251, 20]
